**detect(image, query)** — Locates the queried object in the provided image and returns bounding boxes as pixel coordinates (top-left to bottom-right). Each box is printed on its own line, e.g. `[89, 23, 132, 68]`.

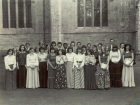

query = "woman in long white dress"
[122, 44, 135, 87]
[26, 48, 40, 89]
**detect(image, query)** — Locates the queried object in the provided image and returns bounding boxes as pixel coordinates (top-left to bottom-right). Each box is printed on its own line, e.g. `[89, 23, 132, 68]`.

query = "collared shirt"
[110, 50, 121, 62]
[66, 52, 75, 62]
[74, 54, 85, 68]
[38, 53, 47, 62]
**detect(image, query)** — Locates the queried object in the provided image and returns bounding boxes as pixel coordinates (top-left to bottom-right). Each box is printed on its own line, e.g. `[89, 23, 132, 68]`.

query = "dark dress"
[96, 54, 110, 89]
[109, 51, 122, 87]
[16, 52, 27, 88]
[84, 55, 97, 90]
[47, 54, 56, 89]
[92, 51, 99, 65]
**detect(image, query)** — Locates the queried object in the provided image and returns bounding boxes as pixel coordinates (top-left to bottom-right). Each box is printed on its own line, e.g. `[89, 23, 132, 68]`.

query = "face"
[126, 45, 130, 51]
[40, 49, 44, 53]
[36, 48, 39, 52]
[78, 49, 81, 53]
[106, 46, 109, 51]
[82, 47, 86, 51]
[77, 43, 81, 47]
[52, 43, 56, 47]
[63, 44, 68, 49]
[21, 46, 25, 51]
[51, 49, 55, 53]
[57, 44, 62, 48]
[26, 44, 30, 47]
[69, 49, 72, 53]
[30, 49, 34, 54]
[110, 40, 115, 44]
[58, 50, 62, 55]
[93, 46, 97, 51]
[87, 44, 91, 48]
[113, 48, 117, 51]
[71, 43, 75, 47]
[8, 50, 12, 55]
[121, 44, 124, 48]
[98, 44, 102, 47]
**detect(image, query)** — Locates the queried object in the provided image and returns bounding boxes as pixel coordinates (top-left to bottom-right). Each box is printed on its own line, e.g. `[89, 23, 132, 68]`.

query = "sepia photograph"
[0, 0, 140, 105]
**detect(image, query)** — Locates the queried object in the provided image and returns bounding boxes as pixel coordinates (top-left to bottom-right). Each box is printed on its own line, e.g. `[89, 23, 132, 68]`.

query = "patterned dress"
[73, 54, 85, 89]
[4, 55, 17, 91]
[55, 55, 67, 89]
[96, 54, 110, 89]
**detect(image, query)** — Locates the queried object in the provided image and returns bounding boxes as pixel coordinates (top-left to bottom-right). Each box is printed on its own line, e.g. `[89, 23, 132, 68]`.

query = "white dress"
[26, 53, 40, 89]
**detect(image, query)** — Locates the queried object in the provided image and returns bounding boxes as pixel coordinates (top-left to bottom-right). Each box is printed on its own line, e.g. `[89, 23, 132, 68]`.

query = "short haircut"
[76, 47, 82, 54]
[98, 43, 102, 46]
[67, 47, 73, 53]
[51, 41, 56, 46]
[63, 43, 68, 46]
[82, 45, 86, 49]
[71, 41, 75, 44]
[124, 44, 131, 52]
[25, 43, 30, 46]
[39, 47, 45, 52]
[77, 42, 81, 44]
[29, 47, 34, 51]
[57, 42, 62, 45]
[7, 49, 13, 55]
[120, 43, 125, 46]
[110, 39, 115, 42]
[87, 43, 91, 46]
[19, 44, 25, 51]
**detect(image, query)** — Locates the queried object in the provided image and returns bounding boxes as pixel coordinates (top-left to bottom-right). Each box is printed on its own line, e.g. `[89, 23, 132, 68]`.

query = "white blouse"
[85, 55, 96, 65]
[74, 54, 85, 68]
[4, 55, 16, 70]
[26, 53, 39, 67]
[56, 55, 66, 65]
[66, 52, 75, 62]
[110, 50, 121, 63]
[38, 53, 47, 62]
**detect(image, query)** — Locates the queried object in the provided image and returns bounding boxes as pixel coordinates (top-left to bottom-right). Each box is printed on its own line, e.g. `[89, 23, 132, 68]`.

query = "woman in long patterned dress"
[96, 49, 110, 90]
[122, 44, 135, 87]
[38, 47, 48, 88]
[47, 47, 56, 89]
[26, 48, 40, 89]
[84, 49, 97, 90]
[66, 47, 75, 88]
[73, 47, 85, 89]
[16, 44, 27, 88]
[109, 45, 122, 87]
[55, 49, 67, 89]
[4, 49, 17, 91]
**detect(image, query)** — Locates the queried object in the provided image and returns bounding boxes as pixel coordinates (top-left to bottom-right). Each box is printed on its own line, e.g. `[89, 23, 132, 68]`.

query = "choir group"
[4, 39, 135, 91]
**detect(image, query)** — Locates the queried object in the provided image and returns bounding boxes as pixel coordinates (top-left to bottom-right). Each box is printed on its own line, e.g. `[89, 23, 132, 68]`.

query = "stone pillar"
[50, 0, 62, 42]
[137, 2, 140, 52]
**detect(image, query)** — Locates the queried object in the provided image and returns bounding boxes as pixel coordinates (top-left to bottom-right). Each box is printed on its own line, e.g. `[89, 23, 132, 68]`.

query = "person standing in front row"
[4, 49, 17, 91]
[66, 47, 75, 88]
[55, 49, 67, 89]
[16, 44, 27, 88]
[47, 48, 57, 89]
[26, 48, 40, 89]
[109, 45, 122, 87]
[38, 47, 48, 88]
[84, 49, 97, 90]
[73, 47, 85, 89]
[96, 49, 110, 90]
[122, 44, 135, 87]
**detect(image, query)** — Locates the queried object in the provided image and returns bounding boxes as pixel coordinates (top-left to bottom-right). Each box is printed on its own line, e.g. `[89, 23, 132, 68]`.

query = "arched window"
[78, 0, 108, 27]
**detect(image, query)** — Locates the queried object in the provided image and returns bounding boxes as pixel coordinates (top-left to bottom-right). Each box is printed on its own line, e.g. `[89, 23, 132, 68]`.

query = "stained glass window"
[78, 0, 108, 27]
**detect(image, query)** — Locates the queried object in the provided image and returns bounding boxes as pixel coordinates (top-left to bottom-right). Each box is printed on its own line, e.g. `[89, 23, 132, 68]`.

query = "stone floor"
[0, 61, 140, 105]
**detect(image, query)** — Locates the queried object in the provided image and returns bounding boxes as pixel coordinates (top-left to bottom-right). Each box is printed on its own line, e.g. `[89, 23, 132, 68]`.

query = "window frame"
[77, 0, 108, 28]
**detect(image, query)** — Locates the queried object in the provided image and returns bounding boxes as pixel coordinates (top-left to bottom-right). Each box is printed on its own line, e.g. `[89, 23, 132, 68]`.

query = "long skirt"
[84, 64, 97, 90]
[48, 62, 56, 89]
[122, 64, 135, 87]
[39, 62, 48, 88]
[66, 62, 74, 88]
[96, 66, 110, 89]
[73, 66, 84, 89]
[18, 65, 27, 88]
[26, 67, 40, 89]
[109, 61, 122, 87]
[5, 69, 17, 91]
[55, 64, 67, 89]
